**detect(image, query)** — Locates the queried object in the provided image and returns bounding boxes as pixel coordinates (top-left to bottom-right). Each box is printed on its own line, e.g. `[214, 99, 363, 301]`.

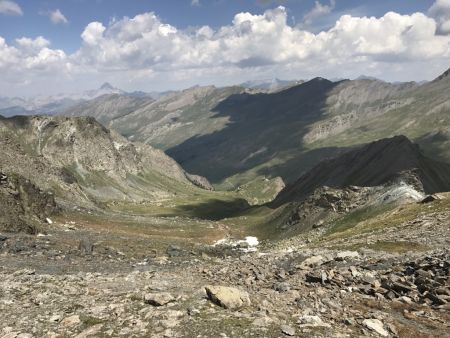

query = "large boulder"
[205, 285, 251, 309]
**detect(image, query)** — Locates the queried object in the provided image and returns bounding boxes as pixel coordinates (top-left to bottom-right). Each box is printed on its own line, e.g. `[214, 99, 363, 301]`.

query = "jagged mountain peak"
[100, 82, 115, 90]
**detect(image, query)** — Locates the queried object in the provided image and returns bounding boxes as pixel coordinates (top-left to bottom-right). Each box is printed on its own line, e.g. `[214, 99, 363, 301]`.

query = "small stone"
[298, 315, 330, 327]
[60, 315, 81, 327]
[274, 282, 290, 292]
[362, 319, 389, 337]
[335, 251, 359, 261]
[299, 255, 324, 269]
[281, 324, 296, 336]
[144, 292, 175, 306]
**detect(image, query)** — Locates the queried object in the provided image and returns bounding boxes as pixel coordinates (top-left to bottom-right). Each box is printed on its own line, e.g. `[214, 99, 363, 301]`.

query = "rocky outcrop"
[281, 181, 426, 234]
[186, 173, 214, 191]
[274, 136, 450, 206]
[0, 171, 57, 233]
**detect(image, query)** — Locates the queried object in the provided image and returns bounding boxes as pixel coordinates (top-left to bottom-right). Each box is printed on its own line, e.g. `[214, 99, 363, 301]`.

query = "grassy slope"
[313, 81, 450, 163]
[110, 86, 243, 150]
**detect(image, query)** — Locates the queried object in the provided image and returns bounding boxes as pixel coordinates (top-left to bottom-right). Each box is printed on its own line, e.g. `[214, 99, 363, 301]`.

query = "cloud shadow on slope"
[166, 78, 344, 185]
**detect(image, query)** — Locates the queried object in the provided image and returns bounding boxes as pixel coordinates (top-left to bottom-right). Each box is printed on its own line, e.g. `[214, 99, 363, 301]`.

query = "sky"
[0, 0, 449, 97]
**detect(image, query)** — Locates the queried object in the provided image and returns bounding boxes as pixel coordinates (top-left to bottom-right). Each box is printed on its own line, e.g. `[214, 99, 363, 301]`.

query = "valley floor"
[0, 196, 449, 338]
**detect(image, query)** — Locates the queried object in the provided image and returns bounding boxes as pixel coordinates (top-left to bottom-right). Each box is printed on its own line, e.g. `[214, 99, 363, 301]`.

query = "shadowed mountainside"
[167, 78, 340, 185]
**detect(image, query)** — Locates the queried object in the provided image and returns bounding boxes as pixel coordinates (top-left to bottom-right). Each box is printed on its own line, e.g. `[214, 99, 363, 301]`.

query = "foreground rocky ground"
[0, 204, 449, 338]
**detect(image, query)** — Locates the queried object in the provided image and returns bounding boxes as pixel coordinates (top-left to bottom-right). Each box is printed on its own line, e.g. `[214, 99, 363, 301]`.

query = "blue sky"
[0, 0, 449, 96]
[0, 0, 436, 53]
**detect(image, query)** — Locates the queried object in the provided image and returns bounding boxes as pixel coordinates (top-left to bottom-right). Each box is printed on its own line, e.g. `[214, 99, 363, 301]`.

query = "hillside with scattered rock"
[0, 115, 213, 207]
[0, 190, 449, 337]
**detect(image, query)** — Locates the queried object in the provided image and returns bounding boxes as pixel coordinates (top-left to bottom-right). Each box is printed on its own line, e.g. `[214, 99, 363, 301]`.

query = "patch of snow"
[213, 236, 259, 252]
[244, 236, 259, 247]
[377, 182, 424, 204]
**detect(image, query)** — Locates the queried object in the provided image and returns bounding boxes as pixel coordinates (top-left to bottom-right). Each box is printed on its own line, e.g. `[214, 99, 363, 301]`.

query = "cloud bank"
[0, 1, 449, 95]
[0, 0, 22, 16]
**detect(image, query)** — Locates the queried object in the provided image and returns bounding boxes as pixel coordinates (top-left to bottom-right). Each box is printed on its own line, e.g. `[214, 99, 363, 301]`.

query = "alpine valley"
[1, 66, 449, 337]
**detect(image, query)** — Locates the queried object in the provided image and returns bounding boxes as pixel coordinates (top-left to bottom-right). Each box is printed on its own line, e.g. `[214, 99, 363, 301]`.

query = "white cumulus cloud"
[0, 36, 69, 87]
[0, 0, 22, 16]
[72, 6, 450, 71]
[1, 4, 450, 96]
[49, 9, 68, 25]
[16, 36, 51, 52]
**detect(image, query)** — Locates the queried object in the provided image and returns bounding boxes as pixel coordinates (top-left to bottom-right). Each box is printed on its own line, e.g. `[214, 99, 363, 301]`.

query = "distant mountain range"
[1, 69, 449, 192]
[0, 82, 154, 117]
[0, 78, 302, 117]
